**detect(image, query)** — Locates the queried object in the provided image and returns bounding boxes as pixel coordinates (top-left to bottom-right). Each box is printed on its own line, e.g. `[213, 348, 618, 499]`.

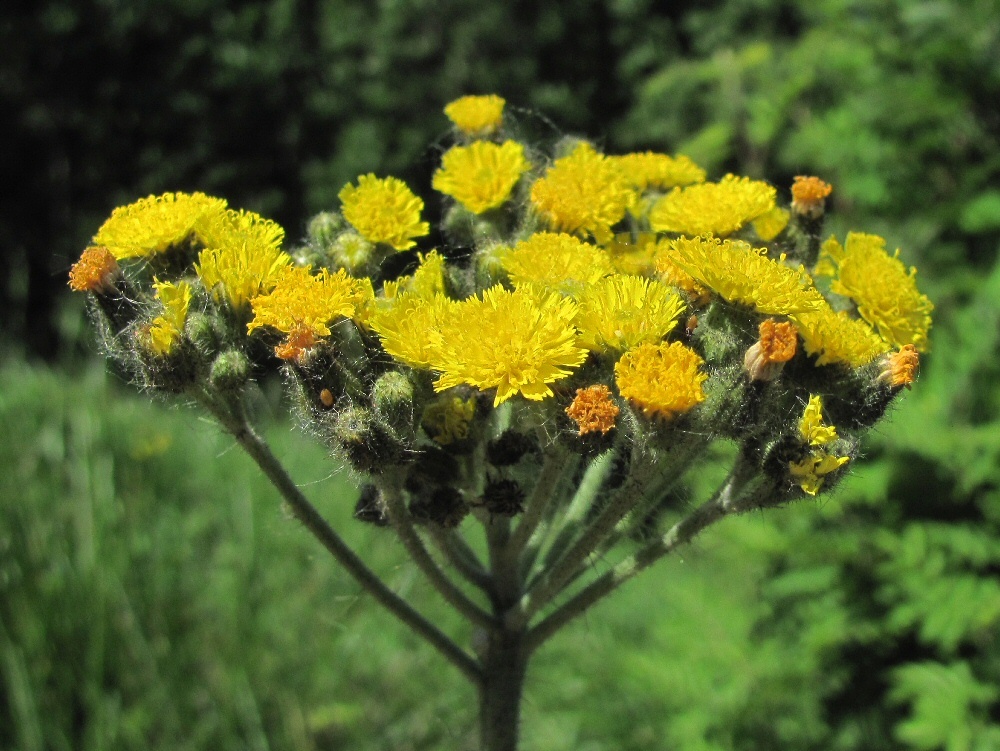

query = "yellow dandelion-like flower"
[423, 396, 477, 445]
[790, 302, 891, 367]
[789, 452, 849, 496]
[147, 279, 192, 356]
[530, 143, 636, 244]
[339, 174, 430, 251]
[789, 395, 849, 495]
[384, 250, 448, 300]
[432, 141, 530, 214]
[606, 233, 658, 276]
[370, 292, 459, 369]
[614, 341, 707, 420]
[247, 267, 369, 359]
[195, 209, 292, 310]
[648, 175, 776, 237]
[752, 206, 790, 242]
[94, 192, 228, 259]
[819, 233, 933, 351]
[502, 232, 614, 295]
[668, 236, 825, 316]
[433, 285, 587, 406]
[566, 384, 620, 435]
[651, 238, 709, 300]
[444, 94, 506, 136]
[68, 246, 120, 293]
[613, 152, 706, 191]
[575, 274, 686, 352]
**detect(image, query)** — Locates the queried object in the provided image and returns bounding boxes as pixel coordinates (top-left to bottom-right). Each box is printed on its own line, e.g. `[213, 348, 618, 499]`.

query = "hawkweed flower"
[791, 303, 891, 368]
[744, 319, 798, 381]
[790, 176, 833, 219]
[565, 384, 619, 435]
[878, 344, 920, 389]
[248, 267, 372, 361]
[501, 232, 614, 295]
[444, 94, 506, 136]
[818, 233, 933, 351]
[612, 152, 706, 191]
[615, 341, 707, 419]
[93, 191, 227, 259]
[433, 285, 587, 406]
[648, 175, 776, 237]
[384, 250, 447, 300]
[339, 175, 430, 250]
[752, 207, 791, 242]
[68, 246, 121, 293]
[370, 292, 458, 369]
[530, 142, 635, 244]
[574, 274, 686, 352]
[146, 279, 192, 356]
[433, 141, 530, 214]
[788, 395, 849, 495]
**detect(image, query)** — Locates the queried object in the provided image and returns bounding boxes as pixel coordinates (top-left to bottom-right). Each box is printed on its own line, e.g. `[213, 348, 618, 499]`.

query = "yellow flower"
[94, 192, 228, 259]
[606, 233, 658, 276]
[575, 274, 686, 352]
[530, 143, 636, 244]
[819, 233, 933, 351]
[791, 303, 891, 368]
[648, 175, 776, 237]
[423, 397, 477, 445]
[614, 341, 707, 419]
[248, 267, 370, 359]
[667, 236, 825, 316]
[790, 176, 833, 218]
[502, 232, 614, 295]
[565, 384, 620, 435]
[339, 175, 430, 251]
[433, 141, 530, 213]
[195, 209, 292, 309]
[147, 279, 192, 356]
[433, 285, 587, 406]
[612, 152, 706, 191]
[651, 238, 707, 299]
[370, 292, 458, 369]
[444, 94, 506, 136]
[384, 250, 448, 300]
[752, 206, 790, 241]
[789, 395, 849, 495]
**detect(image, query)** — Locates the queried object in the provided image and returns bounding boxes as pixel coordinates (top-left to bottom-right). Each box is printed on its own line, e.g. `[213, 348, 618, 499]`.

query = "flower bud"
[332, 405, 404, 474]
[372, 371, 415, 434]
[307, 211, 345, 249]
[210, 349, 251, 393]
[354, 483, 390, 526]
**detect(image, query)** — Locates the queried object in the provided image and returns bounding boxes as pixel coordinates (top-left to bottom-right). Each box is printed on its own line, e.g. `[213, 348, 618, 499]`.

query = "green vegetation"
[4, 0, 1000, 748]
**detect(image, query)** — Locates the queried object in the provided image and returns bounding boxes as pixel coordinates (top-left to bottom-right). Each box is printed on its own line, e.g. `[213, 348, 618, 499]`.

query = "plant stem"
[427, 526, 492, 591]
[206, 398, 482, 685]
[524, 476, 737, 653]
[380, 480, 495, 629]
[478, 628, 527, 751]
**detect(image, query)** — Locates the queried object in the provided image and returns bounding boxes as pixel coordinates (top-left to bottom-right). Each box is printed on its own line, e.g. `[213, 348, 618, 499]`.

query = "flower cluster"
[71, 96, 931, 519]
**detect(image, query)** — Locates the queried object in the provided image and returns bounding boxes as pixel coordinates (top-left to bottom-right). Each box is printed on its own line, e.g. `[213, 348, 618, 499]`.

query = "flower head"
[444, 94, 506, 136]
[433, 141, 530, 213]
[878, 344, 919, 389]
[384, 250, 448, 300]
[648, 175, 776, 237]
[752, 206, 790, 241]
[566, 384, 620, 435]
[195, 209, 291, 309]
[574, 275, 686, 352]
[789, 395, 849, 495]
[791, 176, 833, 218]
[69, 246, 120, 293]
[248, 267, 371, 360]
[798, 395, 838, 447]
[339, 175, 430, 251]
[744, 319, 798, 381]
[93, 192, 228, 259]
[147, 279, 192, 356]
[613, 152, 706, 191]
[614, 341, 707, 419]
[667, 236, 825, 316]
[423, 396, 477, 445]
[791, 303, 891, 368]
[370, 292, 458, 369]
[433, 285, 587, 406]
[819, 233, 933, 351]
[530, 143, 635, 244]
[501, 232, 614, 295]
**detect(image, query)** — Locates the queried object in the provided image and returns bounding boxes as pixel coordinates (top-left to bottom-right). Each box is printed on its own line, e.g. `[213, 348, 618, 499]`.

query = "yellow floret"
[614, 341, 707, 420]
[370, 292, 459, 370]
[147, 279, 192, 356]
[530, 143, 636, 244]
[433, 141, 530, 213]
[648, 175, 776, 237]
[384, 250, 448, 300]
[423, 397, 477, 445]
[339, 174, 430, 251]
[612, 152, 706, 191]
[444, 94, 506, 136]
[790, 302, 892, 368]
[94, 192, 228, 259]
[501, 232, 614, 295]
[574, 274, 686, 352]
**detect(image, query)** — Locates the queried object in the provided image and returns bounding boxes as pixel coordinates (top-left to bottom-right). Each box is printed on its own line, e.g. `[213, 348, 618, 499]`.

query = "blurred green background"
[4, 1, 1000, 748]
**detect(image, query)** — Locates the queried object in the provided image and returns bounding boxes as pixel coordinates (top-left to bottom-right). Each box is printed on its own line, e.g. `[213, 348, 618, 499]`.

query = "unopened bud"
[307, 211, 345, 249]
[372, 371, 415, 433]
[333, 406, 403, 474]
[486, 429, 539, 467]
[210, 349, 251, 392]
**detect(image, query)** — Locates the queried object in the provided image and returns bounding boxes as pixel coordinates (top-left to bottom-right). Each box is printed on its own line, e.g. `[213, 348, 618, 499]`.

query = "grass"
[1, 359, 844, 750]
